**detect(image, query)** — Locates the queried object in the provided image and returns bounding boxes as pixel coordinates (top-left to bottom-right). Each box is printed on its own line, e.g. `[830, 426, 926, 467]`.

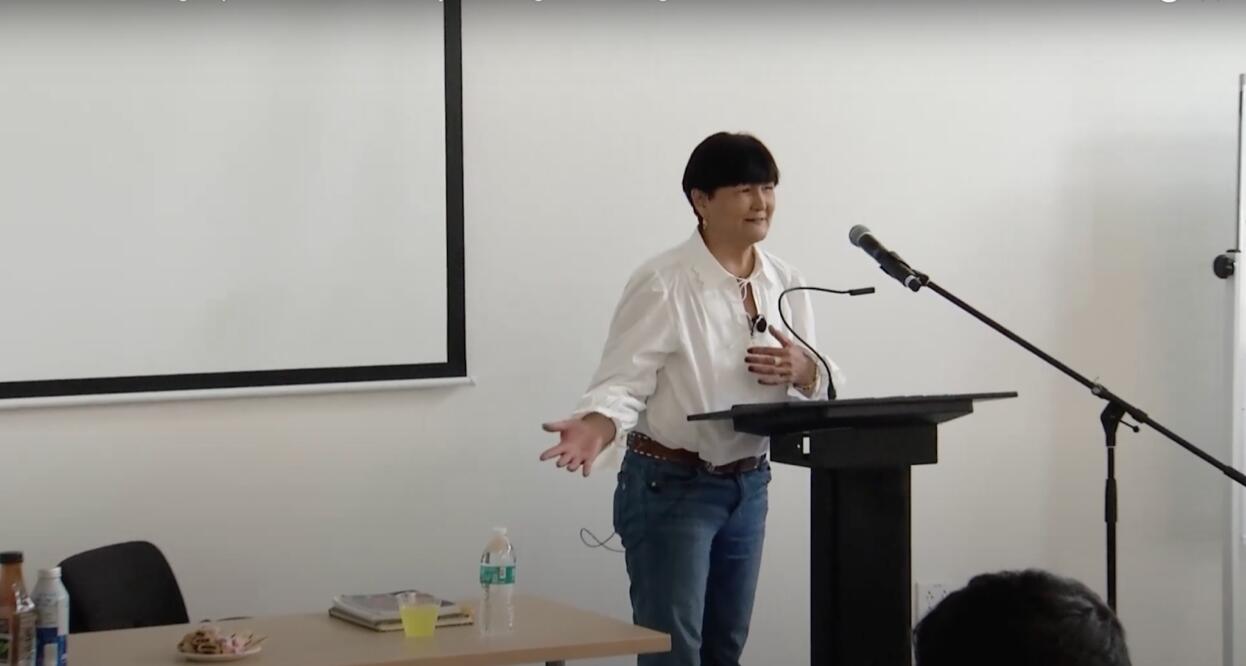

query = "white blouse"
[574, 231, 844, 467]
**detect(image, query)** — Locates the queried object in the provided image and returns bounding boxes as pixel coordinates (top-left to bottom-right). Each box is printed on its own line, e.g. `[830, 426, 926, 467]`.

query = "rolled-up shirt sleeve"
[573, 268, 679, 453]
[784, 270, 845, 401]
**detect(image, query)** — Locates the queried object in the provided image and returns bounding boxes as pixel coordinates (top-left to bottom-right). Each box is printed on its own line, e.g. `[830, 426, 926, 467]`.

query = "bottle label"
[11, 612, 36, 666]
[34, 628, 65, 666]
[479, 565, 515, 586]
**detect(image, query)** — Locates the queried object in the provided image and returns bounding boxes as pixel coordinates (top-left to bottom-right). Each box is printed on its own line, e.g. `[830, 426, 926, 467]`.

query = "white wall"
[1, 2, 1242, 664]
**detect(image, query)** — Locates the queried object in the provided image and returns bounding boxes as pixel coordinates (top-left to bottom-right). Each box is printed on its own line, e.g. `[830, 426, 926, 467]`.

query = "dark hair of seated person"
[914, 569, 1131, 666]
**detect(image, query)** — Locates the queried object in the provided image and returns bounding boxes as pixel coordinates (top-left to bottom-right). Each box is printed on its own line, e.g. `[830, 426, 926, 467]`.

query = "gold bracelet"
[793, 362, 817, 394]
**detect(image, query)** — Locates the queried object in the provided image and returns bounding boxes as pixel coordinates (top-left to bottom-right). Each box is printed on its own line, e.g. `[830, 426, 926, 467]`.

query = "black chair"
[59, 541, 190, 633]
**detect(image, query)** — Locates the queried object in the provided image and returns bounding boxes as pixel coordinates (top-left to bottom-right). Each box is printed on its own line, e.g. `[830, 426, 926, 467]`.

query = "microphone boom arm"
[912, 270, 1246, 611]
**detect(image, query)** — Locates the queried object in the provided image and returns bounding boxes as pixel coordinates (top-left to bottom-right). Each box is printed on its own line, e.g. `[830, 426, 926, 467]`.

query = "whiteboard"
[0, 0, 464, 400]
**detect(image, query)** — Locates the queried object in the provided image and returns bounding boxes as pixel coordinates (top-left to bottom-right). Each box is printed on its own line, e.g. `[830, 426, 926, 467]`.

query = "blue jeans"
[613, 450, 771, 666]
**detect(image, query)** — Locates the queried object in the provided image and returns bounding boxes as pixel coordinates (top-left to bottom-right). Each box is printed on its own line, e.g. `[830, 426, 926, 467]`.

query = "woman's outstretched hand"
[539, 412, 616, 477]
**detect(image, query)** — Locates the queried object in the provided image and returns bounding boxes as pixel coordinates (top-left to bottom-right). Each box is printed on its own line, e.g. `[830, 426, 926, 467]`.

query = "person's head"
[914, 570, 1131, 666]
[681, 132, 780, 247]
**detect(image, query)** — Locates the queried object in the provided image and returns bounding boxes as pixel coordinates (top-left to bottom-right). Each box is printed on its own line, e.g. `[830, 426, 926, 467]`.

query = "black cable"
[580, 527, 625, 553]
[578, 474, 699, 554]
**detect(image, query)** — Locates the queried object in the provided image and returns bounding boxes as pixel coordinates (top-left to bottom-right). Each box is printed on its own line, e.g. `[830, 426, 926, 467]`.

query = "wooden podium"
[690, 392, 1016, 666]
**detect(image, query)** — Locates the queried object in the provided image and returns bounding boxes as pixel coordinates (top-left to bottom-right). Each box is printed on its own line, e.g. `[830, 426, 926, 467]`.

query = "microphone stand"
[896, 269, 1246, 612]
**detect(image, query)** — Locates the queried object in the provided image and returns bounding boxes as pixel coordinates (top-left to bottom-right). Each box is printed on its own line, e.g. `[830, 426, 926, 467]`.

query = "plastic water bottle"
[31, 569, 67, 666]
[478, 527, 515, 636]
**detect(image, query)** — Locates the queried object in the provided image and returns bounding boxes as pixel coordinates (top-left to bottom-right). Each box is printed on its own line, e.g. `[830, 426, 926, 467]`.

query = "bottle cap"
[492, 527, 508, 536]
[0, 552, 23, 564]
[37, 568, 61, 578]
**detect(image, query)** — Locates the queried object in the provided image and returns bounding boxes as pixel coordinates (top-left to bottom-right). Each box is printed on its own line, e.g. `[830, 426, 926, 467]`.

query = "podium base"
[773, 427, 935, 666]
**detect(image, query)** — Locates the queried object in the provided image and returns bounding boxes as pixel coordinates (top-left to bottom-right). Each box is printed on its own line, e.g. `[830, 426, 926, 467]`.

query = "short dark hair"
[681, 132, 780, 222]
[914, 570, 1131, 666]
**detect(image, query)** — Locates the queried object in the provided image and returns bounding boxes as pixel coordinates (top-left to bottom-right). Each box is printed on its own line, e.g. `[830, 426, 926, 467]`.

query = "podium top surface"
[688, 392, 1017, 436]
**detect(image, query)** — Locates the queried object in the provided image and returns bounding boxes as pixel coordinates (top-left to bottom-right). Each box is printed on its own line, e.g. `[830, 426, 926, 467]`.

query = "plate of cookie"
[176, 625, 266, 662]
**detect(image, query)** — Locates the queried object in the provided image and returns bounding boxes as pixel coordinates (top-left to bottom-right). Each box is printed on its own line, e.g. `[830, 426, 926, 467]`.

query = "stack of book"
[329, 590, 473, 632]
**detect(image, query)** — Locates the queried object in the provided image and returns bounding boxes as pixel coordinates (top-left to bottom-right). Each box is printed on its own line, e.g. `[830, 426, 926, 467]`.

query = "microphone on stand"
[848, 225, 924, 292]
[842, 222, 1246, 612]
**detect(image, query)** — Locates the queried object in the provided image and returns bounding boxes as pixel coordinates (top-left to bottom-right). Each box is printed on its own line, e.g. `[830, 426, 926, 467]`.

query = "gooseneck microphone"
[848, 225, 924, 292]
[777, 284, 875, 400]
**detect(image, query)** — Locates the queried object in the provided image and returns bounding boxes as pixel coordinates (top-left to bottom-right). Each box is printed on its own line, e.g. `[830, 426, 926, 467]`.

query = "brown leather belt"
[627, 431, 766, 475]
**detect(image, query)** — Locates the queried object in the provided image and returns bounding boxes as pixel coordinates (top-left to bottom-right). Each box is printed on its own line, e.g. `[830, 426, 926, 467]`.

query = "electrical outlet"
[914, 582, 951, 622]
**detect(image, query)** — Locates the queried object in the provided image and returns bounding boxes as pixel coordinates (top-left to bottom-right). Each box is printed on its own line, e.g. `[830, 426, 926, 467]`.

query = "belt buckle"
[704, 458, 746, 475]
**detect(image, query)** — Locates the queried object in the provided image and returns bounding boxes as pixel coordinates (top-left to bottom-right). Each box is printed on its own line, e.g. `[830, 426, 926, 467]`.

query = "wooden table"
[72, 595, 670, 666]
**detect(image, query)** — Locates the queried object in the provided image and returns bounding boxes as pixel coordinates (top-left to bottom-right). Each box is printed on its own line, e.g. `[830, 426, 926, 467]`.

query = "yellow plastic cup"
[396, 592, 438, 638]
